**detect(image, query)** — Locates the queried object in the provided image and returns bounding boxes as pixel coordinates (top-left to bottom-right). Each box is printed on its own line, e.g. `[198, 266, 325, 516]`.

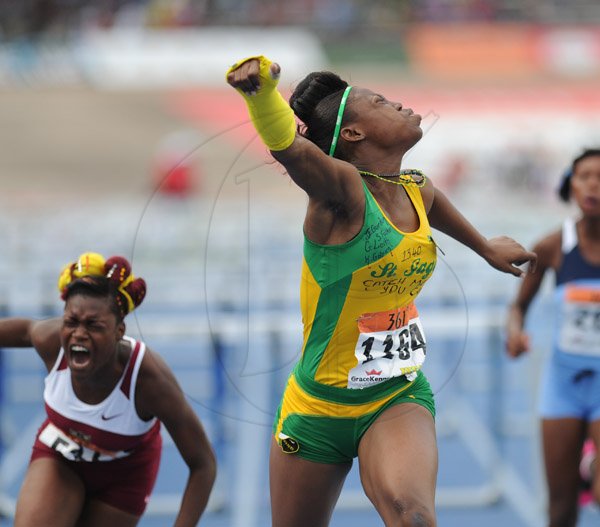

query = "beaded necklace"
[358, 169, 426, 187]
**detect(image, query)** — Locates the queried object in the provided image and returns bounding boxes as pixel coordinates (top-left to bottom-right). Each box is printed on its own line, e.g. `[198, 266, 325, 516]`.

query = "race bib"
[39, 422, 131, 462]
[348, 303, 426, 389]
[558, 286, 600, 356]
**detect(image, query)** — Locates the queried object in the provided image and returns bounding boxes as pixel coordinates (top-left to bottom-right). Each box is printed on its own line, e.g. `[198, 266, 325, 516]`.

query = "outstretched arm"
[137, 350, 216, 527]
[0, 318, 61, 370]
[0, 318, 37, 348]
[427, 185, 537, 276]
[226, 56, 363, 205]
[506, 233, 558, 357]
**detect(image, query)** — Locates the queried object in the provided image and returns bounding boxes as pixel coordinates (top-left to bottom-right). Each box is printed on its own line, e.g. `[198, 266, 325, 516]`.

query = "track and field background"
[1, 48, 600, 526]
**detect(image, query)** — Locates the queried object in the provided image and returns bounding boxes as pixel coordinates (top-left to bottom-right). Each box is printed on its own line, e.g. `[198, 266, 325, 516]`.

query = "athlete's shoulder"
[31, 318, 62, 369]
[135, 345, 177, 393]
[132, 345, 164, 420]
[415, 174, 434, 213]
[532, 229, 562, 270]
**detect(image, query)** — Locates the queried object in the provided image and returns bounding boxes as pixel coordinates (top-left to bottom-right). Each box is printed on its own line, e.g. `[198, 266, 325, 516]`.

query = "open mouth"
[69, 344, 92, 369]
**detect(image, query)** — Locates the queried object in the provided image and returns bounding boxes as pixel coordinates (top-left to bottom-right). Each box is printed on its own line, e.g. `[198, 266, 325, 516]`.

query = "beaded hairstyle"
[57, 252, 146, 318]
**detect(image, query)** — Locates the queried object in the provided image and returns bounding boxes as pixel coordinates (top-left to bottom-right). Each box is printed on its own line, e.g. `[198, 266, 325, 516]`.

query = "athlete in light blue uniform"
[507, 148, 600, 527]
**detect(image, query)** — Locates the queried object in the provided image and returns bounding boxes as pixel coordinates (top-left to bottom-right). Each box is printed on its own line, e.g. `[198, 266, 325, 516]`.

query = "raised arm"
[0, 317, 61, 370]
[226, 56, 362, 204]
[136, 349, 216, 527]
[427, 185, 537, 276]
[506, 233, 559, 357]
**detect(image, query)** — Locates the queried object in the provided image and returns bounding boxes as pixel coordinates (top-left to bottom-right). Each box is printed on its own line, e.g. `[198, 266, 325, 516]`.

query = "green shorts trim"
[273, 371, 435, 464]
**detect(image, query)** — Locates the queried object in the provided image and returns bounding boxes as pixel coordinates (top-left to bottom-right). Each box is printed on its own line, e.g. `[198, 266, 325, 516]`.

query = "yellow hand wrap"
[227, 55, 296, 151]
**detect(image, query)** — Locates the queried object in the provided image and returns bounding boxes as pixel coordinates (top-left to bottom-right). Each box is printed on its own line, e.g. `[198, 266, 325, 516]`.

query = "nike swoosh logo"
[101, 413, 123, 421]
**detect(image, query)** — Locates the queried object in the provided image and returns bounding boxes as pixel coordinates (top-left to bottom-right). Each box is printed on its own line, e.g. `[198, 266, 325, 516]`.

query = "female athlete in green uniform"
[227, 56, 537, 527]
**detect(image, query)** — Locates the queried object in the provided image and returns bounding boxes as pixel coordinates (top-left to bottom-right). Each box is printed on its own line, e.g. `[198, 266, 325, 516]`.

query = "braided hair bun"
[289, 72, 347, 124]
[57, 252, 106, 297]
[289, 71, 349, 155]
[58, 252, 146, 316]
[104, 256, 146, 315]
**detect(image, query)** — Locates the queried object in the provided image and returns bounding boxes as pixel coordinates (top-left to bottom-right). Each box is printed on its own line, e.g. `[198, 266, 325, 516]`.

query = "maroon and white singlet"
[31, 336, 162, 515]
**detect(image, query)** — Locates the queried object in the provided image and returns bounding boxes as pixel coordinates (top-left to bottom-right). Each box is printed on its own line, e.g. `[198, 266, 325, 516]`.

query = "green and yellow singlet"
[296, 178, 437, 395]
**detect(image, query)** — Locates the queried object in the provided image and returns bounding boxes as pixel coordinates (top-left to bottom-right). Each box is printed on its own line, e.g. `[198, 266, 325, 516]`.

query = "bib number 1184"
[360, 322, 425, 363]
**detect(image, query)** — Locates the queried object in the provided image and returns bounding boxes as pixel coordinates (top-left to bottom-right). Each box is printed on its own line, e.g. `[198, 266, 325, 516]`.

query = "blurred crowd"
[1, 0, 600, 43]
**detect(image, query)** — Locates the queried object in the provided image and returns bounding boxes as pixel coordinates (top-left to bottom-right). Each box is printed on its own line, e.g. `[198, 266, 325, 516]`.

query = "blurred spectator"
[152, 129, 203, 197]
[2, 0, 600, 45]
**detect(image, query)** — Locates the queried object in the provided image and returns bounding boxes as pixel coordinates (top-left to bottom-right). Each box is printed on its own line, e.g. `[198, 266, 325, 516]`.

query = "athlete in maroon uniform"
[0, 253, 216, 527]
